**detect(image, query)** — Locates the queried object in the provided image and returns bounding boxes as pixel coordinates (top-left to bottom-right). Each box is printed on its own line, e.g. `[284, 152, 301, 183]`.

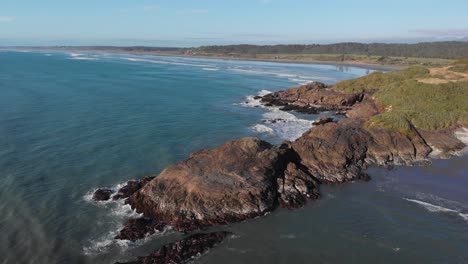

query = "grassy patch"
[334, 66, 430, 93]
[369, 80, 468, 131]
[334, 63, 468, 132]
[449, 58, 468, 74]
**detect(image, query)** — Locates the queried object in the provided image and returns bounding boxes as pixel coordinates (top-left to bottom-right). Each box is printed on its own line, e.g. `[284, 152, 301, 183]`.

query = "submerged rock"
[116, 231, 232, 264]
[92, 189, 114, 201]
[128, 137, 287, 232]
[115, 217, 166, 241]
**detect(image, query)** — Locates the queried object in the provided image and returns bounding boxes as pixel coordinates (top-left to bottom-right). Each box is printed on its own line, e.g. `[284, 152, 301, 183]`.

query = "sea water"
[0, 50, 466, 263]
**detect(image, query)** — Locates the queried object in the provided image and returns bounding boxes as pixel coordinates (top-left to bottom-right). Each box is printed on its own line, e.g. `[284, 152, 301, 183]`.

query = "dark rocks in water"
[113, 176, 155, 200]
[128, 137, 288, 232]
[334, 110, 347, 116]
[115, 217, 166, 242]
[116, 231, 232, 264]
[313, 116, 334, 126]
[261, 82, 364, 112]
[253, 95, 262, 100]
[277, 163, 320, 208]
[280, 104, 319, 114]
[92, 189, 114, 201]
[263, 118, 286, 124]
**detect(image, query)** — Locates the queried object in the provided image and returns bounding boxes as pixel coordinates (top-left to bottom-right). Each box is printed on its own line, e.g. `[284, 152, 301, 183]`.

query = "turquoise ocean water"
[0, 51, 467, 264]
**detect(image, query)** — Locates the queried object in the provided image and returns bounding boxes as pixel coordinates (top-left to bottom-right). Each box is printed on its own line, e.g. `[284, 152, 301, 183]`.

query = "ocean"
[0, 50, 467, 264]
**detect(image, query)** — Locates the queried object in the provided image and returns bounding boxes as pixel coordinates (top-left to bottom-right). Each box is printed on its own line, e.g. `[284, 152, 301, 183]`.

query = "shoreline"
[86, 62, 467, 263]
[1, 47, 403, 71]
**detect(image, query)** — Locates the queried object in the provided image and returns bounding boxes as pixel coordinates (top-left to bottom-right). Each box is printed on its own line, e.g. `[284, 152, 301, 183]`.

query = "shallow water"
[0, 50, 466, 264]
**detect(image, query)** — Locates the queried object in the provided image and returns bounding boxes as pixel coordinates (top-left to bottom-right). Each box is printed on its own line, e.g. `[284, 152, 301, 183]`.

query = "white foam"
[238, 90, 272, 108]
[454, 127, 468, 156]
[258, 89, 272, 96]
[258, 108, 314, 141]
[252, 124, 274, 134]
[405, 198, 458, 213]
[70, 57, 98, 61]
[69, 53, 82, 57]
[202, 67, 219, 71]
[428, 146, 443, 159]
[405, 198, 468, 222]
[124, 57, 209, 67]
[455, 127, 468, 144]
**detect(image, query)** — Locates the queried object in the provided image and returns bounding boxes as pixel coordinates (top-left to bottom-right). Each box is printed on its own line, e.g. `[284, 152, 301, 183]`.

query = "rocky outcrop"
[116, 231, 232, 264]
[313, 116, 334, 126]
[277, 163, 320, 208]
[92, 189, 113, 201]
[290, 119, 371, 183]
[115, 217, 166, 241]
[113, 176, 155, 200]
[128, 137, 287, 232]
[92, 176, 155, 202]
[366, 125, 431, 165]
[261, 82, 364, 113]
[420, 128, 467, 157]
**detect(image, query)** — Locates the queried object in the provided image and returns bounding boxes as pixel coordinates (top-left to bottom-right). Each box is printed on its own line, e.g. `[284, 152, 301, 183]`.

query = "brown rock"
[116, 231, 231, 264]
[313, 116, 334, 126]
[128, 137, 287, 232]
[261, 82, 363, 112]
[277, 163, 320, 208]
[290, 119, 371, 183]
[366, 125, 432, 165]
[345, 95, 380, 119]
[420, 128, 466, 157]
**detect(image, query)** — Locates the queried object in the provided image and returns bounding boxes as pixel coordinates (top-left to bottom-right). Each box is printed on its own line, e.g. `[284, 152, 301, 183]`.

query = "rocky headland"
[91, 63, 468, 263]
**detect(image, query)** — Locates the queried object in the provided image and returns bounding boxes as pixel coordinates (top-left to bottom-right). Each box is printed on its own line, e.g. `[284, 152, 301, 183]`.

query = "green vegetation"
[334, 63, 468, 133]
[334, 66, 430, 93]
[190, 42, 468, 59]
[369, 80, 468, 132]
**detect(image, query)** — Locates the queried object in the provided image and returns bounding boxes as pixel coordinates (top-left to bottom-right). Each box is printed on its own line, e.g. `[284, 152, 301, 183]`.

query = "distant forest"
[186, 42, 468, 59]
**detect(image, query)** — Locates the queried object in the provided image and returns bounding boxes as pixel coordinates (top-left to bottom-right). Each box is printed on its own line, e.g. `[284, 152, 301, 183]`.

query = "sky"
[1, 0, 468, 46]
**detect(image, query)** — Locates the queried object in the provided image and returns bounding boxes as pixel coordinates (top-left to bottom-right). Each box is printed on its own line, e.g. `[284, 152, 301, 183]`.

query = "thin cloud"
[0, 16, 15, 22]
[410, 28, 468, 37]
[183, 9, 209, 14]
[144, 6, 160, 11]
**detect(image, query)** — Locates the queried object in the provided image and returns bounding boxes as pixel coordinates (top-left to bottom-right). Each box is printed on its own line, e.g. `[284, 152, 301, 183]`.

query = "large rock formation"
[128, 138, 287, 232]
[290, 118, 372, 183]
[261, 82, 364, 113]
[116, 231, 231, 264]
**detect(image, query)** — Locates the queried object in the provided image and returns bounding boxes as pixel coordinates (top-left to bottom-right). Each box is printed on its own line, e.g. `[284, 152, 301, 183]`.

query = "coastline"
[1, 46, 403, 71]
[89, 64, 467, 262]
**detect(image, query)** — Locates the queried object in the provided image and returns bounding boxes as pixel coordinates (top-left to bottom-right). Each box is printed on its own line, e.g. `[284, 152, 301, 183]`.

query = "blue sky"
[1, 0, 468, 46]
